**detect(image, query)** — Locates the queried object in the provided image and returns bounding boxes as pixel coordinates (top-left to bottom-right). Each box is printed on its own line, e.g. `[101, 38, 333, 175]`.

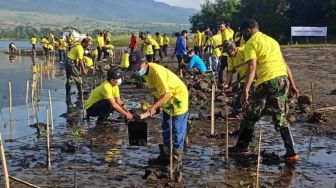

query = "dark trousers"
[162, 44, 168, 57]
[194, 46, 202, 58]
[176, 55, 183, 71]
[97, 46, 107, 61]
[146, 54, 154, 62]
[158, 45, 163, 59]
[58, 50, 66, 62]
[87, 99, 113, 117]
[218, 56, 228, 85]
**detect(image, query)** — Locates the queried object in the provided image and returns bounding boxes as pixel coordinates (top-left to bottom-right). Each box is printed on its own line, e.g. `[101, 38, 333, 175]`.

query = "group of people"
[25, 19, 300, 182]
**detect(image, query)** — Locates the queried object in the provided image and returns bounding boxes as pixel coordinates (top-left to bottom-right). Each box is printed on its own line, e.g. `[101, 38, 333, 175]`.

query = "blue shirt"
[174, 36, 187, 56]
[188, 55, 207, 73]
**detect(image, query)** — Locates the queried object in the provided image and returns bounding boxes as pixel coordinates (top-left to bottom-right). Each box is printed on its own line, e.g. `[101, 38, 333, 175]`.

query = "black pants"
[97, 46, 107, 61]
[87, 99, 113, 118]
[176, 55, 183, 72]
[158, 45, 163, 60]
[146, 54, 153, 62]
[162, 44, 168, 57]
[218, 55, 228, 85]
[194, 46, 202, 58]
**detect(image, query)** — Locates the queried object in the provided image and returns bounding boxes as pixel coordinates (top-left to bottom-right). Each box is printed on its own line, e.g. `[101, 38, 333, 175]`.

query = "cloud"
[155, 0, 212, 9]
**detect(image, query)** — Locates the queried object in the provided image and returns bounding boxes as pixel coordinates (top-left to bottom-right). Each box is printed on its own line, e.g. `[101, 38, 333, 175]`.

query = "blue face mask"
[136, 68, 146, 77]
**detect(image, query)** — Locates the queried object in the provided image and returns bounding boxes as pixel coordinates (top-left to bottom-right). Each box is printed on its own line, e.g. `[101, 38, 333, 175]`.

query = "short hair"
[181, 30, 188, 35]
[187, 49, 195, 54]
[240, 19, 259, 31]
[81, 38, 90, 45]
[155, 32, 159, 35]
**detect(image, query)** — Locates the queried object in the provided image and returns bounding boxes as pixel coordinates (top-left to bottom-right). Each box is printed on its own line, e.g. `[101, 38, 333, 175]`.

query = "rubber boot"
[280, 126, 298, 160]
[65, 83, 71, 96]
[172, 149, 183, 182]
[229, 128, 254, 153]
[76, 83, 83, 98]
[148, 144, 169, 167]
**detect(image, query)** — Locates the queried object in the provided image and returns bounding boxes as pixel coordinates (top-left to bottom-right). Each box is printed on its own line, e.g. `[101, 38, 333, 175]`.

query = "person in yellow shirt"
[40, 36, 49, 56]
[140, 32, 154, 62]
[97, 32, 105, 61]
[129, 51, 188, 182]
[65, 38, 89, 97]
[193, 29, 203, 57]
[105, 31, 112, 43]
[229, 19, 300, 161]
[217, 22, 232, 87]
[58, 37, 68, 63]
[31, 35, 37, 52]
[155, 32, 164, 61]
[225, 23, 235, 40]
[120, 50, 129, 69]
[49, 33, 55, 44]
[210, 28, 222, 71]
[85, 69, 133, 122]
[162, 34, 170, 57]
[8, 42, 17, 54]
[86, 33, 93, 46]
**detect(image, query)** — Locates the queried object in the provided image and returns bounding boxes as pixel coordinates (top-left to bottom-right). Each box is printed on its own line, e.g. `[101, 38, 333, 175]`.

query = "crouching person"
[129, 51, 189, 182]
[185, 49, 207, 75]
[84, 69, 133, 122]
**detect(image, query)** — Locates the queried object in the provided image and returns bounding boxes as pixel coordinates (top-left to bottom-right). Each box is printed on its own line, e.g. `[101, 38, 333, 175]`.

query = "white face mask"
[117, 78, 122, 85]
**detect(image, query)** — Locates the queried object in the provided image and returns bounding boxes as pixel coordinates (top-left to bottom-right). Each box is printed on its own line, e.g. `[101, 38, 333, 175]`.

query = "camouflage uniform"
[236, 76, 296, 156]
[65, 59, 82, 96]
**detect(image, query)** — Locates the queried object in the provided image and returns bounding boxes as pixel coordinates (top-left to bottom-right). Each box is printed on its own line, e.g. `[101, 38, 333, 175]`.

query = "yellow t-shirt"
[143, 38, 153, 55]
[157, 36, 164, 46]
[221, 29, 231, 56]
[105, 44, 114, 49]
[106, 33, 112, 42]
[193, 31, 202, 46]
[228, 46, 247, 78]
[163, 36, 170, 45]
[97, 36, 105, 47]
[47, 44, 54, 51]
[69, 35, 75, 43]
[211, 34, 222, 58]
[67, 44, 84, 61]
[228, 28, 234, 40]
[31, 37, 37, 45]
[84, 56, 94, 69]
[84, 80, 120, 109]
[41, 38, 49, 48]
[244, 32, 288, 86]
[151, 38, 160, 50]
[120, 53, 129, 68]
[144, 63, 188, 116]
[49, 34, 55, 43]
[59, 39, 68, 51]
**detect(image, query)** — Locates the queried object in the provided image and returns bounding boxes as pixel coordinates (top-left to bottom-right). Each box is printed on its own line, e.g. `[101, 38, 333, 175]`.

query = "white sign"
[291, 27, 327, 37]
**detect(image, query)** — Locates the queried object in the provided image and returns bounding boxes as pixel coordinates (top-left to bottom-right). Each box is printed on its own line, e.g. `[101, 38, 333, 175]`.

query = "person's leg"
[176, 55, 183, 72]
[159, 45, 163, 60]
[58, 50, 62, 62]
[86, 99, 113, 118]
[218, 56, 228, 86]
[97, 46, 102, 61]
[172, 112, 188, 150]
[231, 85, 267, 151]
[162, 44, 168, 57]
[65, 60, 73, 96]
[268, 76, 298, 159]
[146, 54, 153, 62]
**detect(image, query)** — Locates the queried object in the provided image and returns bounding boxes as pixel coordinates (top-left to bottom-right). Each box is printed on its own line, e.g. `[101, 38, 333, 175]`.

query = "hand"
[241, 90, 250, 110]
[148, 106, 157, 116]
[82, 68, 88, 75]
[223, 84, 230, 93]
[289, 85, 300, 98]
[126, 113, 133, 120]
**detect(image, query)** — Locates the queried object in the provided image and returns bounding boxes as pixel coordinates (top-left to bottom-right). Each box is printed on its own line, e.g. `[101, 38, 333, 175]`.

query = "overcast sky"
[155, 0, 213, 9]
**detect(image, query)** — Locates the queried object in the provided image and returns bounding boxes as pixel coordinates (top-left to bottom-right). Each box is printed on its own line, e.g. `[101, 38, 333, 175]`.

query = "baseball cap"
[107, 69, 122, 80]
[128, 51, 147, 71]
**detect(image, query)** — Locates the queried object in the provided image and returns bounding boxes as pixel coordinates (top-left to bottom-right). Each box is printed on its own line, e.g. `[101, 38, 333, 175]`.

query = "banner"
[291, 27, 327, 37]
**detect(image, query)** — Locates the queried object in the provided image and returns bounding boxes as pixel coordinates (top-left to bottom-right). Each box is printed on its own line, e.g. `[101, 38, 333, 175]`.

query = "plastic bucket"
[127, 120, 147, 146]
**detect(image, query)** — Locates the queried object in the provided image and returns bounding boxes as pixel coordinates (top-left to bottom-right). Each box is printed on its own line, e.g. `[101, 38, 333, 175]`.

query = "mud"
[0, 46, 335, 187]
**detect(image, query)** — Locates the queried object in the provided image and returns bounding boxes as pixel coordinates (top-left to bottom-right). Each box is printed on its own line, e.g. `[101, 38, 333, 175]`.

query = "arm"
[187, 56, 195, 70]
[223, 71, 234, 91]
[286, 63, 300, 98]
[148, 92, 171, 116]
[109, 98, 133, 119]
[79, 60, 88, 75]
[115, 96, 130, 113]
[242, 59, 257, 108]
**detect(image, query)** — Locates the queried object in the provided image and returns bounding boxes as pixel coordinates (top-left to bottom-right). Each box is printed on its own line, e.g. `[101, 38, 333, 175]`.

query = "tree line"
[189, 0, 336, 43]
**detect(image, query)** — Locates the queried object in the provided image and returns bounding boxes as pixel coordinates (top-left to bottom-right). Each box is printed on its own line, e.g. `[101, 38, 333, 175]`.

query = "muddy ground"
[1, 47, 336, 188]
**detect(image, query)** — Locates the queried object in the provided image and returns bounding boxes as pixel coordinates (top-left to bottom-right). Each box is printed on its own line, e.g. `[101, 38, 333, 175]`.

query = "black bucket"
[127, 120, 147, 146]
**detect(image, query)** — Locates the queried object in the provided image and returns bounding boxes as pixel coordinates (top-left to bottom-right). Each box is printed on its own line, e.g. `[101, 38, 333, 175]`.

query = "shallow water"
[0, 51, 335, 187]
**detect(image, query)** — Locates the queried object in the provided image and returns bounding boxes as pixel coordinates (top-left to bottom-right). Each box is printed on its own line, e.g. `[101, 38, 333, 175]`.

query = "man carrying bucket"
[129, 51, 189, 182]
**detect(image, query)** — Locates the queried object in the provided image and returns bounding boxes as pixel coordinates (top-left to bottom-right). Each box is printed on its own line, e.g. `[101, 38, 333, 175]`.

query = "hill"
[0, 0, 197, 23]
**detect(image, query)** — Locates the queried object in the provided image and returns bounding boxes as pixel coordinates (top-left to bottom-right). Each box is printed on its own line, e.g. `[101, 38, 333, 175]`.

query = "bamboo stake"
[40, 61, 43, 89]
[46, 108, 51, 170]
[81, 84, 85, 120]
[169, 115, 173, 180]
[256, 125, 262, 188]
[311, 81, 315, 112]
[48, 90, 54, 133]
[0, 133, 10, 188]
[210, 85, 215, 135]
[26, 80, 30, 126]
[225, 105, 229, 163]
[8, 175, 40, 188]
[8, 81, 12, 119]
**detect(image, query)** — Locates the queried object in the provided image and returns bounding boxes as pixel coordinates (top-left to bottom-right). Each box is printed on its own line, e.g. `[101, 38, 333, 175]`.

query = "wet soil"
[0, 47, 335, 187]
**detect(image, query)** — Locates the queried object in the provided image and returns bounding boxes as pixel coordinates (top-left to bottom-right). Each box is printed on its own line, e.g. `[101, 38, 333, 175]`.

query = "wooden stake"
[169, 115, 173, 180]
[0, 133, 10, 188]
[46, 108, 51, 170]
[210, 85, 215, 135]
[40, 61, 43, 89]
[225, 105, 229, 162]
[311, 81, 315, 112]
[81, 84, 85, 120]
[26, 80, 30, 126]
[48, 90, 54, 133]
[256, 125, 262, 188]
[8, 81, 12, 119]
[8, 175, 40, 188]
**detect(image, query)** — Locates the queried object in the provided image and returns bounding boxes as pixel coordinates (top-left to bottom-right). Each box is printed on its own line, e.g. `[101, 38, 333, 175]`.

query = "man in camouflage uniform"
[230, 19, 300, 161]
